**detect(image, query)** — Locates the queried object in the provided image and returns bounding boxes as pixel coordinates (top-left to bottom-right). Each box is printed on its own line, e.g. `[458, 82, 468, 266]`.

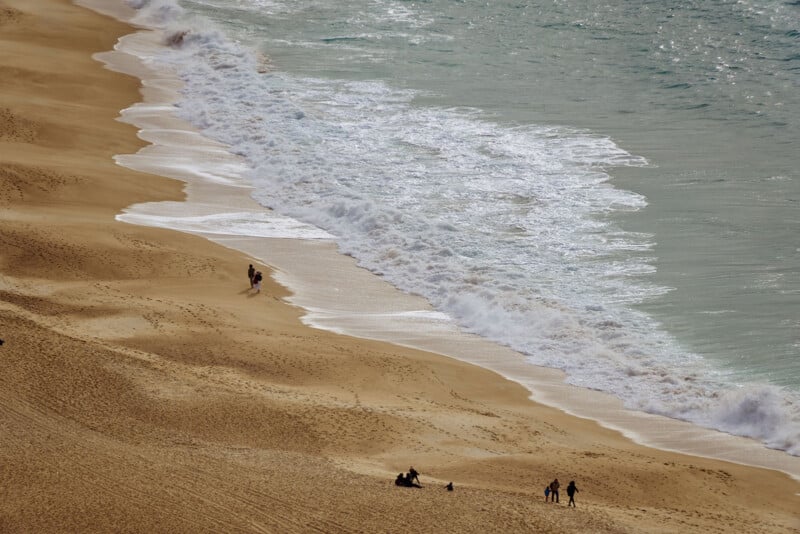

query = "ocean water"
[117, 0, 799, 456]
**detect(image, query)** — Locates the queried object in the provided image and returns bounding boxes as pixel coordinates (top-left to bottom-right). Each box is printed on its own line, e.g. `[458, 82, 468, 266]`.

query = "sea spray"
[119, 0, 800, 456]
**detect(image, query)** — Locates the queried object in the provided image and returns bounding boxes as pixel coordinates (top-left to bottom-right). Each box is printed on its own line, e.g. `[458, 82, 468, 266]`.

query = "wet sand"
[0, 1, 798, 532]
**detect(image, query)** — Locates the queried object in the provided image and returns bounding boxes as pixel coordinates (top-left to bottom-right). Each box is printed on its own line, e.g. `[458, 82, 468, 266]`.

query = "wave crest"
[708, 386, 800, 455]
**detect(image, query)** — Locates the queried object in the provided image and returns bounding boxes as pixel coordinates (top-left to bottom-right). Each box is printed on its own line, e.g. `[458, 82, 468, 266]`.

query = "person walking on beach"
[248, 264, 256, 288]
[549, 478, 560, 503]
[566, 480, 579, 507]
[252, 271, 263, 293]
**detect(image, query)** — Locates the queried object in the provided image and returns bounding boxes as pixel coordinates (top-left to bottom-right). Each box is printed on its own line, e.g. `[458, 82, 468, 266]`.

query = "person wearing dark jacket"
[566, 480, 579, 507]
[248, 264, 256, 288]
[394, 473, 420, 488]
[408, 466, 420, 485]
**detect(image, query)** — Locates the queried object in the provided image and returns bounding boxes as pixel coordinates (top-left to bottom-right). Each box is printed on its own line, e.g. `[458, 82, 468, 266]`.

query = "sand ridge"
[0, 0, 798, 532]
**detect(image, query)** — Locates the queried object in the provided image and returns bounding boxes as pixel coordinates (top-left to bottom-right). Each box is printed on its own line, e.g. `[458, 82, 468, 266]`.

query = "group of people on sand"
[393, 467, 455, 491]
[247, 264, 263, 293]
[393, 466, 578, 505]
[394, 466, 422, 488]
[545, 478, 579, 507]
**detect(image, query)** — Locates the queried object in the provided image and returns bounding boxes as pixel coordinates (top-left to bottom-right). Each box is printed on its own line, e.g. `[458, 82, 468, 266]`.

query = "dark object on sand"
[408, 466, 420, 485]
[445, 482, 454, 491]
[567, 480, 579, 507]
[394, 473, 421, 488]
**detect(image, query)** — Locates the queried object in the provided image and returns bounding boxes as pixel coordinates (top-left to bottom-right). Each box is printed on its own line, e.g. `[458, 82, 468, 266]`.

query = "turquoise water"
[125, 0, 799, 453]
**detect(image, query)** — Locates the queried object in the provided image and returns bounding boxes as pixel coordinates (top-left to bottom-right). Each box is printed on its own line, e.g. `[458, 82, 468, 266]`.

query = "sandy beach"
[1, 1, 799, 532]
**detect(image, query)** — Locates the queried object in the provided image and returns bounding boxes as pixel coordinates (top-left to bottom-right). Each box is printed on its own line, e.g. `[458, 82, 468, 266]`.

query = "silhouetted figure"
[248, 264, 255, 288]
[253, 271, 263, 293]
[408, 466, 420, 485]
[567, 480, 579, 507]
[445, 482, 454, 491]
[549, 478, 560, 503]
[394, 473, 421, 488]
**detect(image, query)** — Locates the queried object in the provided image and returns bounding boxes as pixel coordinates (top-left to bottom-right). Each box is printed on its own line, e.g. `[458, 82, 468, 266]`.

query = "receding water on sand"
[99, 24, 800, 482]
[105, 0, 800, 458]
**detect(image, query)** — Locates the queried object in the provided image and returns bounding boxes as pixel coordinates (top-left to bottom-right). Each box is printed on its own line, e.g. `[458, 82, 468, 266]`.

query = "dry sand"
[1, 1, 798, 532]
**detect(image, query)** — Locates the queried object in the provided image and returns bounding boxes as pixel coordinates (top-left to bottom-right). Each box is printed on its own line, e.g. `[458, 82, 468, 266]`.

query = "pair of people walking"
[545, 478, 578, 506]
[248, 264, 263, 293]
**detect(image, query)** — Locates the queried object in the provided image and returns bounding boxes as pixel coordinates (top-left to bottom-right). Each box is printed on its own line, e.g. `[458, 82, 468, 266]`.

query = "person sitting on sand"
[566, 480, 579, 507]
[445, 482, 454, 491]
[394, 473, 421, 488]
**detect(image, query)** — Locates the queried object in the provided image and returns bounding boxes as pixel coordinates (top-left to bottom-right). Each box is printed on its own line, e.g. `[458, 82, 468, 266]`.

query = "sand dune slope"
[0, 1, 798, 532]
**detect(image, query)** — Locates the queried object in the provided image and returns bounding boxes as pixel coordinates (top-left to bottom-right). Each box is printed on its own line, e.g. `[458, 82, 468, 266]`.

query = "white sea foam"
[119, 0, 800, 457]
[118, 206, 334, 240]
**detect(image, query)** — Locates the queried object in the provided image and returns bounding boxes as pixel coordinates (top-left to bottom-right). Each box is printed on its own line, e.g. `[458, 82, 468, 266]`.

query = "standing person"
[248, 264, 255, 288]
[408, 466, 420, 485]
[549, 478, 560, 503]
[253, 271, 263, 293]
[566, 480, 579, 507]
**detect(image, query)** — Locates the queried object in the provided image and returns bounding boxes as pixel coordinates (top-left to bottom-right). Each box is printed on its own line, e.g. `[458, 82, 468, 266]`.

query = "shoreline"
[101, 1, 800, 482]
[1, 1, 798, 531]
